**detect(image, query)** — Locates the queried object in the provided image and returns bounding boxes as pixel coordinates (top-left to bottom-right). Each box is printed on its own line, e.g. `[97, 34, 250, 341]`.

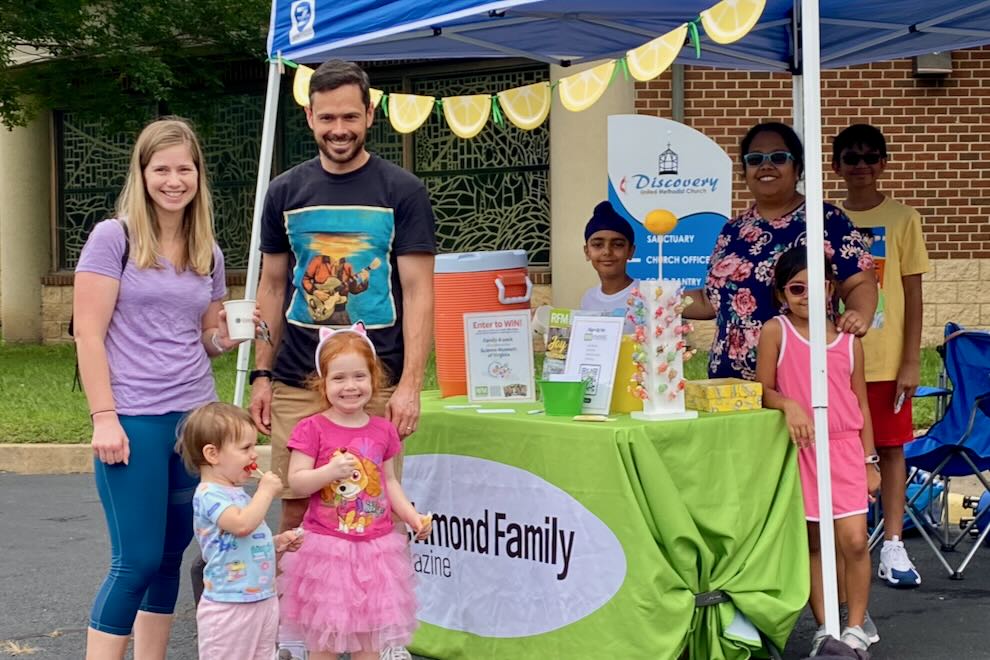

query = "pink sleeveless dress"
[775, 315, 867, 521]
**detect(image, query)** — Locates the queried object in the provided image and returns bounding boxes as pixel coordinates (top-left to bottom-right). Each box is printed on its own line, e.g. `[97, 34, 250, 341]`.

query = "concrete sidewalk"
[0, 443, 273, 475]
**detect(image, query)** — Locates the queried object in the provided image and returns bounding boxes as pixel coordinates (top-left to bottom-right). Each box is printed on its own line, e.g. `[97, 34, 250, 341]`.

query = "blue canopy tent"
[240, 0, 990, 649]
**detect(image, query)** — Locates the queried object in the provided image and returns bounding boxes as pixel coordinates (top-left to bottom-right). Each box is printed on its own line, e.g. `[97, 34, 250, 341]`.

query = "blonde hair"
[307, 332, 387, 404]
[116, 117, 215, 275]
[178, 402, 255, 474]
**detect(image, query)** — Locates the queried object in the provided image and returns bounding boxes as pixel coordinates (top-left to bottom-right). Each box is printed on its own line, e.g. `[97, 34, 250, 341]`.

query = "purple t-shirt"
[288, 414, 402, 541]
[75, 219, 227, 416]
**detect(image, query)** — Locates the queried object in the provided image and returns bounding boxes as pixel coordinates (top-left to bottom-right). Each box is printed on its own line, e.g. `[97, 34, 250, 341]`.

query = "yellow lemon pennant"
[387, 93, 435, 133]
[558, 60, 617, 112]
[442, 95, 492, 139]
[626, 24, 689, 82]
[496, 81, 551, 131]
[700, 0, 767, 45]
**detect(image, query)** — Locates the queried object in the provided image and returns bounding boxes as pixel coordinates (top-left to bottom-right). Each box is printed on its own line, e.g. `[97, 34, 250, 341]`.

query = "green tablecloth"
[403, 393, 809, 660]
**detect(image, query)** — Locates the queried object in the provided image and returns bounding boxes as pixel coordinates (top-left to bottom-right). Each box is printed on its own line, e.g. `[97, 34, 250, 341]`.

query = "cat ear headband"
[314, 322, 376, 376]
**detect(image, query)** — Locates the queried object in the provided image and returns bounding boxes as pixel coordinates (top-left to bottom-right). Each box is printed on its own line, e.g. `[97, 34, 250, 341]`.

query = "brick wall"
[636, 46, 990, 345]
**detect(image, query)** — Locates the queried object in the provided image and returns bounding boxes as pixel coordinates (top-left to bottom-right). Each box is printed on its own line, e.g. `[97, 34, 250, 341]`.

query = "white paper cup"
[223, 299, 256, 342]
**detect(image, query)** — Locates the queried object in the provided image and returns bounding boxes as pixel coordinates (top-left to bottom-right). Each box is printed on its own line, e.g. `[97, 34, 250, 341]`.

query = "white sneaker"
[840, 625, 870, 651]
[840, 604, 879, 645]
[878, 535, 922, 587]
[861, 610, 880, 645]
[380, 648, 413, 660]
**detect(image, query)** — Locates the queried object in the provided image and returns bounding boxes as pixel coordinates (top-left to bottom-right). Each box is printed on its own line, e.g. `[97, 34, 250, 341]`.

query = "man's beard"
[316, 131, 366, 165]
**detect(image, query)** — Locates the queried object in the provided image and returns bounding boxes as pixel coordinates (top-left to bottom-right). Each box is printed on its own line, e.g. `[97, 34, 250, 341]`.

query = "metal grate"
[411, 66, 550, 266]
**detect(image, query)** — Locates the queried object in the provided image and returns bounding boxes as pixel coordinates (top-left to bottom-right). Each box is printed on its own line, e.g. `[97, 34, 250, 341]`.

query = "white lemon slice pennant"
[442, 95, 492, 139]
[626, 24, 688, 82]
[496, 81, 551, 131]
[558, 60, 616, 113]
[292, 65, 315, 107]
[388, 93, 435, 133]
[370, 88, 384, 109]
[700, 0, 766, 45]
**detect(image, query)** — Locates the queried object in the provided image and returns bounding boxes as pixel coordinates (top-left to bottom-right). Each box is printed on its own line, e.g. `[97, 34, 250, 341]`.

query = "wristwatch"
[249, 369, 274, 385]
[865, 453, 880, 464]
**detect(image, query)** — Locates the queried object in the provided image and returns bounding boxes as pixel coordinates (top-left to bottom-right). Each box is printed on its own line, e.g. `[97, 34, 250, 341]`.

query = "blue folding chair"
[901, 322, 990, 579]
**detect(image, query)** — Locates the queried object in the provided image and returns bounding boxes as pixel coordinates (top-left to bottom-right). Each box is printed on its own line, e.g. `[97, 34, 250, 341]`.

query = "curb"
[0, 444, 272, 475]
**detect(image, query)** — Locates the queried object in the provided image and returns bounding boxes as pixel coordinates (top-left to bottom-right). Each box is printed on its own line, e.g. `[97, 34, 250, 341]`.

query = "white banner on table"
[404, 454, 627, 638]
[464, 310, 535, 402]
[562, 315, 624, 415]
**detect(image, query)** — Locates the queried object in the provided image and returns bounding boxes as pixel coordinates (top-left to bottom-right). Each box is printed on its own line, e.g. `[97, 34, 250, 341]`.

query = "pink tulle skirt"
[278, 530, 417, 653]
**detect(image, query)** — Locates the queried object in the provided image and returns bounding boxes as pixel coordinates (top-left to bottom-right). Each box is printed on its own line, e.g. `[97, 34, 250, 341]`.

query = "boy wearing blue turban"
[580, 201, 638, 331]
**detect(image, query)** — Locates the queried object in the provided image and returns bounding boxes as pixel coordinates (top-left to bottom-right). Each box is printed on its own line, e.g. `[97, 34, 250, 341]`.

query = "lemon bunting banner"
[282, 0, 764, 137]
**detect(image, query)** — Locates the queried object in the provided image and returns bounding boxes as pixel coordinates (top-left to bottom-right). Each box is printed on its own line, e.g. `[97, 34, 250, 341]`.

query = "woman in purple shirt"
[74, 118, 251, 659]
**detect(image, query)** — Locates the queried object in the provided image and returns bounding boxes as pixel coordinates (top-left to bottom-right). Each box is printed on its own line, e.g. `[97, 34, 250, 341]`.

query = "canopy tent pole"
[800, 0, 841, 640]
[234, 60, 281, 407]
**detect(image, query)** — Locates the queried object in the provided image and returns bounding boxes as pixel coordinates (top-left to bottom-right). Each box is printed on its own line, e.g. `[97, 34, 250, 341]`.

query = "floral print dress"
[704, 202, 874, 380]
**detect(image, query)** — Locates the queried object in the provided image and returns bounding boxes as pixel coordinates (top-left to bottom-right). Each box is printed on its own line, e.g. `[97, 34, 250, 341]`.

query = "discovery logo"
[617, 141, 719, 195]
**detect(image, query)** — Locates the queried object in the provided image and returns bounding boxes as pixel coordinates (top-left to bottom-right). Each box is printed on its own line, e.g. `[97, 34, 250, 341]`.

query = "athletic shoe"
[839, 604, 879, 645]
[380, 648, 413, 660]
[840, 625, 871, 651]
[809, 625, 831, 656]
[861, 610, 880, 645]
[878, 535, 922, 587]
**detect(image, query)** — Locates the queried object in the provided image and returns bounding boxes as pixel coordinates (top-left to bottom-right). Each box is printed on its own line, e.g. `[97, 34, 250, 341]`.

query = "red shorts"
[867, 380, 915, 447]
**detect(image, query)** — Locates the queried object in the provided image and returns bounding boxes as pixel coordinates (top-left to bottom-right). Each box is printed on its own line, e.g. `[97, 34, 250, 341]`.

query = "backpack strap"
[117, 218, 130, 274]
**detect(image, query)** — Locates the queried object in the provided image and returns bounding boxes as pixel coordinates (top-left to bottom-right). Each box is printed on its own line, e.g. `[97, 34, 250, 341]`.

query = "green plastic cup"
[538, 380, 586, 416]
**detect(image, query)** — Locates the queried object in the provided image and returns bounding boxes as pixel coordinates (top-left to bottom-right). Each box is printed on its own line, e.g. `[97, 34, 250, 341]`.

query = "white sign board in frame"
[562, 315, 624, 415]
[463, 310, 536, 403]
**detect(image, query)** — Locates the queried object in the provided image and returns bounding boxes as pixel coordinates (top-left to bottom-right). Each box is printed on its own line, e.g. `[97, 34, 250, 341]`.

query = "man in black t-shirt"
[248, 60, 436, 553]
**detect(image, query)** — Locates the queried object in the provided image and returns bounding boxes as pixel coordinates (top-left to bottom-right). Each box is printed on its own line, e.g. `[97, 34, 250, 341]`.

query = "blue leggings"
[89, 412, 198, 636]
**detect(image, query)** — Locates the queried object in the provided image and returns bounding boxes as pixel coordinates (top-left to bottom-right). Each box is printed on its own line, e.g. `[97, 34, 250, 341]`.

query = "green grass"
[0, 343, 942, 443]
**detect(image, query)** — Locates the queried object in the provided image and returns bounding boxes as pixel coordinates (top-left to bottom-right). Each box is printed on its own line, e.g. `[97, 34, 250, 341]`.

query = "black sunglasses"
[841, 152, 883, 166]
[743, 151, 794, 167]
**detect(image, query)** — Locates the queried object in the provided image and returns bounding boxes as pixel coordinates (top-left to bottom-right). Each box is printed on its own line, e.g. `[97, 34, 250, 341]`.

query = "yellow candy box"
[685, 378, 763, 413]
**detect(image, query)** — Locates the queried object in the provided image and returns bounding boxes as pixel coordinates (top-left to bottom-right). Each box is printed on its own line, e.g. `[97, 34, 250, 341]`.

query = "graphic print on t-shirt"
[863, 226, 886, 329]
[319, 448, 388, 535]
[285, 206, 396, 329]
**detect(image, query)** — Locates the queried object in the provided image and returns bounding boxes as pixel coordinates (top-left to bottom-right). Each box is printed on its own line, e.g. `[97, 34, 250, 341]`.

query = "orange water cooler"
[434, 250, 532, 397]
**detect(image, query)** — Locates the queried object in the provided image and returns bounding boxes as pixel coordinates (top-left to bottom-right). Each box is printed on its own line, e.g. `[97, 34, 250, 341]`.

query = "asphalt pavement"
[2, 473, 989, 659]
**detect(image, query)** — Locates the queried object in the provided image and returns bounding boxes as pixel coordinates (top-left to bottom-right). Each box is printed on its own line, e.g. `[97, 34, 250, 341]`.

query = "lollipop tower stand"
[627, 280, 698, 421]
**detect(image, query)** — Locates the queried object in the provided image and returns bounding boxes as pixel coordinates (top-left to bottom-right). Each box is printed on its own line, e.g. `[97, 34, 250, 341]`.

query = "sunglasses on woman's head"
[743, 151, 794, 167]
[840, 152, 883, 166]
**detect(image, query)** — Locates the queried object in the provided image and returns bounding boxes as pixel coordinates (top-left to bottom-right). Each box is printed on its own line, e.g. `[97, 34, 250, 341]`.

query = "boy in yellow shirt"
[833, 124, 929, 589]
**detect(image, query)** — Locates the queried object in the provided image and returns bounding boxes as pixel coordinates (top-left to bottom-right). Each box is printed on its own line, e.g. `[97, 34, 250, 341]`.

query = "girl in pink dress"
[279, 324, 432, 660]
[756, 247, 881, 654]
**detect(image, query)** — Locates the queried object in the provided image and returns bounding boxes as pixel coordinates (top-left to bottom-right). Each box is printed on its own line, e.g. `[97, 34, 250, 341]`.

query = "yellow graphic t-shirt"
[841, 197, 929, 382]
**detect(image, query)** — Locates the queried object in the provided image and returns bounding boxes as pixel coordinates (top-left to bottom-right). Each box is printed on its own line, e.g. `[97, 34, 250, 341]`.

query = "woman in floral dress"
[685, 122, 877, 380]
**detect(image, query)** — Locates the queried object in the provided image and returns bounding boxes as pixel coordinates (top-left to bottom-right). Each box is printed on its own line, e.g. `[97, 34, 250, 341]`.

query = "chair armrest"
[914, 385, 951, 399]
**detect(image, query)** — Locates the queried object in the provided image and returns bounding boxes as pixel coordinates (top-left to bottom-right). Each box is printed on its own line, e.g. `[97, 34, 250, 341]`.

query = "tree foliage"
[0, 0, 269, 129]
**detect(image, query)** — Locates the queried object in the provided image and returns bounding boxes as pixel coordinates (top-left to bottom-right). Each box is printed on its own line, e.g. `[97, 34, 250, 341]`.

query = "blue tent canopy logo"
[290, 0, 315, 45]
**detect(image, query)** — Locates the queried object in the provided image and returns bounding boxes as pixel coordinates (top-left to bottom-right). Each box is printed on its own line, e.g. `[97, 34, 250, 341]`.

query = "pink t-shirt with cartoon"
[288, 414, 401, 541]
